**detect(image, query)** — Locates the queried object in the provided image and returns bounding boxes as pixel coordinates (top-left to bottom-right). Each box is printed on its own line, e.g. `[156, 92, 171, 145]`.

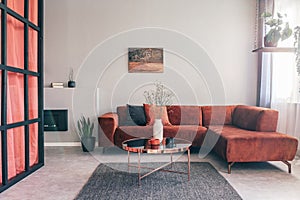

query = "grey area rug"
[75, 162, 242, 200]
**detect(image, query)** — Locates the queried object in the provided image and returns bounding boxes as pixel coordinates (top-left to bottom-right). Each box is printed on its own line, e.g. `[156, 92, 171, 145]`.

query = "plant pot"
[81, 136, 96, 152]
[68, 80, 76, 88]
[264, 36, 278, 47]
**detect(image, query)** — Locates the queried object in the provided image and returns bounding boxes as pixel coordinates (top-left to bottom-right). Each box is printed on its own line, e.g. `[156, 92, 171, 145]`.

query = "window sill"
[252, 47, 296, 53]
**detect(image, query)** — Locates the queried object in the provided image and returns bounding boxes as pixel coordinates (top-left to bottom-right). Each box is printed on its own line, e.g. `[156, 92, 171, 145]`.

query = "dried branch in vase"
[143, 81, 174, 106]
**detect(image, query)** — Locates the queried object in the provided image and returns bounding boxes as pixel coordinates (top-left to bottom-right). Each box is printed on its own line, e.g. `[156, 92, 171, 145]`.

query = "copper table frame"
[122, 138, 191, 186]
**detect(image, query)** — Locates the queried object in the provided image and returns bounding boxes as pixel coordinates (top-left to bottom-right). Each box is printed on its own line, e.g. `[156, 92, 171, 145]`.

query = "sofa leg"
[282, 161, 291, 173]
[228, 162, 235, 174]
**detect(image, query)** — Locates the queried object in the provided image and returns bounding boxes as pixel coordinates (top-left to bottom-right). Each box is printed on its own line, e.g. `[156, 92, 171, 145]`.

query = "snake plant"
[77, 116, 94, 138]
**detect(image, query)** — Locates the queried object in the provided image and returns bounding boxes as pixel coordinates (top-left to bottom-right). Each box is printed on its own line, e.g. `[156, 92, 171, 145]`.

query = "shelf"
[252, 47, 296, 53]
[44, 87, 75, 89]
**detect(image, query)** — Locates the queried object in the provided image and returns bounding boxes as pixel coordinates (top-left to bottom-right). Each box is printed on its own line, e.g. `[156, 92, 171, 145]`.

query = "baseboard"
[45, 142, 99, 147]
[45, 142, 81, 146]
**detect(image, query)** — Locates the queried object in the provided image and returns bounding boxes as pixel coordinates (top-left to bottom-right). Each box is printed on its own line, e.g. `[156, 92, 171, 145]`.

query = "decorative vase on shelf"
[153, 119, 163, 143]
[68, 80, 76, 88]
[264, 35, 278, 47]
[68, 68, 76, 88]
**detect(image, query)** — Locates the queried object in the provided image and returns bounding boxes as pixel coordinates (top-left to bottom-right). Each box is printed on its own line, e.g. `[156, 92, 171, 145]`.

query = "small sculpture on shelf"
[68, 68, 76, 88]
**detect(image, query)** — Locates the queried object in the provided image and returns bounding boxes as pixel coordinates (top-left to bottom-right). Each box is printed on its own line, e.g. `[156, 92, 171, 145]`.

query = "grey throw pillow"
[127, 104, 147, 126]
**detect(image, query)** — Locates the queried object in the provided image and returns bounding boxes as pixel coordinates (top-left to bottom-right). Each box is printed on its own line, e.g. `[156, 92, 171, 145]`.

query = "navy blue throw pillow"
[127, 104, 147, 126]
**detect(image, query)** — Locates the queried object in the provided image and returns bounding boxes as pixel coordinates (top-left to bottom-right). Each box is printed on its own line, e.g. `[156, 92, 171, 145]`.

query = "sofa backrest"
[166, 105, 202, 126]
[202, 105, 236, 126]
[116, 105, 279, 131]
[232, 105, 278, 131]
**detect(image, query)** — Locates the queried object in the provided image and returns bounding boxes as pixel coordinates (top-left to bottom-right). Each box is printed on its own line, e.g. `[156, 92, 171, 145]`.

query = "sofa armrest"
[232, 105, 278, 132]
[98, 112, 119, 145]
[256, 109, 279, 131]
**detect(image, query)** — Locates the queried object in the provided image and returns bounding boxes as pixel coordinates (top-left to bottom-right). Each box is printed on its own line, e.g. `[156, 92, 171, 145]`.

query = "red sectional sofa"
[98, 104, 298, 173]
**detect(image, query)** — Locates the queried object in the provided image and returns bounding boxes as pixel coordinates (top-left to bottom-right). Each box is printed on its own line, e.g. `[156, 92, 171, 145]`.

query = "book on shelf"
[51, 85, 64, 88]
[51, 82, 64, 87]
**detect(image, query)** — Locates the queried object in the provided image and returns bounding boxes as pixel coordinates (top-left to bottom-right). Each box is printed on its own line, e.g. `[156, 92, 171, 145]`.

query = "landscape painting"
[128, 48, 164, 73]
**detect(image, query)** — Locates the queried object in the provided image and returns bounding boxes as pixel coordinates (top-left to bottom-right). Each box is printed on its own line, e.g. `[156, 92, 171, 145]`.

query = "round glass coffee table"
[122, 137, 192, 185]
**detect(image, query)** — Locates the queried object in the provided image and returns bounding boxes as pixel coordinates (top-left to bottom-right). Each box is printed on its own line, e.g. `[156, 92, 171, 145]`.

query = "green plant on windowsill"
[262, 12, 293, 47]
[77, 116, 95, 152]
[262, 12, 300, 79]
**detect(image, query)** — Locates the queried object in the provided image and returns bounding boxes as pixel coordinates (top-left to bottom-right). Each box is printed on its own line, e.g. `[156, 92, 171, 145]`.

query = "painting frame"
[128, 48, 164, 73]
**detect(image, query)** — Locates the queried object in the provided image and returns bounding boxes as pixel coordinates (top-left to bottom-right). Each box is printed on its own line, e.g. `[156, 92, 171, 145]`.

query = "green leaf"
[266, 19, 276, 27]
[77, 121, 81, 136]
[273, 31, 281, 43]
[266, 29, 280, 44]
[90, 123, 94, 136]
[262, 12, 272, 18]
[87, 118, 90, 127]
[277, 12, 283, 18]
[281, 25, 292, 41]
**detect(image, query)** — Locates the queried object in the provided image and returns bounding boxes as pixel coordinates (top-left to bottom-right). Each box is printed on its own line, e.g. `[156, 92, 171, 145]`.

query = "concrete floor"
[0, 146, 300, 200]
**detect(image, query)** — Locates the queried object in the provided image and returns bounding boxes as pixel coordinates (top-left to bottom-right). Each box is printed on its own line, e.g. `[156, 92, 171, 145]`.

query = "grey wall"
[44, 0, 257, 143]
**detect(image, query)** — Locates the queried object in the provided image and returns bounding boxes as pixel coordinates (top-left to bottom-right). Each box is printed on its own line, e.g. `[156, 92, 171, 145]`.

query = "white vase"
[153, 119, 163, 142]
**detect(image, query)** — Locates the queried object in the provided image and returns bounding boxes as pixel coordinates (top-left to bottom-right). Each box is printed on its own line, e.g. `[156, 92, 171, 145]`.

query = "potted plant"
[68, 68, 76, 88]
[262, 12, 293, 47]
[77, 116, 95, 152]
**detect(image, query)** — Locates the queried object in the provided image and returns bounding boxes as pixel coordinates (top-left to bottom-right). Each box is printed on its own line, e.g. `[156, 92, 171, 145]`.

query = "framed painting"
[128, 48, 164, 73]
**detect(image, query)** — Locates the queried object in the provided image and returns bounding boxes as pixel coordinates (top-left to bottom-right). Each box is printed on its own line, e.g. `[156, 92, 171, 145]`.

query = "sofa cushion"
[127, 104, 146, 126]
[117, 106, 136, 126]
[202, 106, 236, 126]
[163, 125, 207, 147]
[232, 105, 278, 131]
[167, 105, 202, 126]
[143, 104, 171, 126]
[117, 105, 147, 126]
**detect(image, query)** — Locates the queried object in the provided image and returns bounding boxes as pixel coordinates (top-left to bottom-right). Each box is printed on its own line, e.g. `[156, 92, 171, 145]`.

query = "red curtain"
[0, 0, 39, 183]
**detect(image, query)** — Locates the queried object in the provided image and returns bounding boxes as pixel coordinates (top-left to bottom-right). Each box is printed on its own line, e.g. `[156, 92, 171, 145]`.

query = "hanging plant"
[294, 26, 300, 76]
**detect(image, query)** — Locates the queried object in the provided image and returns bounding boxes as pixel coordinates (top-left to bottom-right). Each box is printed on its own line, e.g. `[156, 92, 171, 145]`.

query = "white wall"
[44, 0, 257, 142]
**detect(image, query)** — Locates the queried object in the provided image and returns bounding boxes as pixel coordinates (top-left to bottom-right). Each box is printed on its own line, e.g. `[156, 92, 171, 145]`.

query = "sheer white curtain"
[270, 0, 300, 148]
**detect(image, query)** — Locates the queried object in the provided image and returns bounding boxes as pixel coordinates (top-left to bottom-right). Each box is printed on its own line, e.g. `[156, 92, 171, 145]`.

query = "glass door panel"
[7, 72, 24, 124]
[7, 0, 24, 17]
[29, 123, 38, 166]
[29, 0, 38, 26]
[28, 28, 38, 72]
[7, 126, 25, 179]
[7, 15, 24, 69]
[28, 75, 38, 120]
